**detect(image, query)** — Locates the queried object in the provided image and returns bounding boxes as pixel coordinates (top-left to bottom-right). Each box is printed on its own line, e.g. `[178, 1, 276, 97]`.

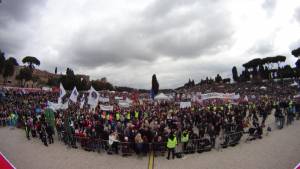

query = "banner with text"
[200, 92, 240, 100]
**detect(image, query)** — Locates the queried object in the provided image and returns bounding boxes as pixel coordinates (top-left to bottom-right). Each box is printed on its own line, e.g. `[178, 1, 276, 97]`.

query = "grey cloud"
[249, 40, 274, 55]
[295, 7, 300, 24]
[0, 0, 46, 54]
[289, 40, 300, 51]
[0, 0, 46, 26]
[63, 29, 156, 68]
[262, 0, 277, 16]
[0, 29, 23, 54]
[143, 0, 199, 19]
[64, 0, 234, 68]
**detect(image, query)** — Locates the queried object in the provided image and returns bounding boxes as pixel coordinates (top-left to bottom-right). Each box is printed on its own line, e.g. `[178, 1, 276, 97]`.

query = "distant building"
[0, 66, 60, 87]
[0, 66, 91, 88]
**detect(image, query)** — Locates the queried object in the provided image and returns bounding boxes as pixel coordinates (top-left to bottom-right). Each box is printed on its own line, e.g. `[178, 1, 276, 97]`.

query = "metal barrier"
[6, 114, 298, 159]
[59, 131, 246, 156]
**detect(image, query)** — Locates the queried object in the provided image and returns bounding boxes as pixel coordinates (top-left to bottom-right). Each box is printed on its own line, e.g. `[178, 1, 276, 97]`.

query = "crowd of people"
[0, 80, 299, 160]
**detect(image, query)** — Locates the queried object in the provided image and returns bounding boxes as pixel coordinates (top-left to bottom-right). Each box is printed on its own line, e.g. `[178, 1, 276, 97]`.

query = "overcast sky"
[1, 0, 300, 89]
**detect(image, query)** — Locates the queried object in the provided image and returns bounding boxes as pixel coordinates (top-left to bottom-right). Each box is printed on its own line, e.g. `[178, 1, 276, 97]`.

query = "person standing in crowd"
[135, 133, 144, 155]
[108, 131, 119, 154]
[40, 123, 48, 146]
[46, 123, 54, 144]
[287, 100, 295, 125]
[0, 81, 299, 160]
[181, 129, 189, 153]
[166, 132, 177, 160]
[24, 116, 31, 140]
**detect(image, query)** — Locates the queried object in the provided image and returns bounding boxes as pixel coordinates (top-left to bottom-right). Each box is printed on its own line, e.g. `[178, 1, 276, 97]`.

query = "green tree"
[296, 59, 300, 69]
[60, 68, 76, 90]
[22, 56, 40, 69]
[3, 57, 18, 84]
[291, 47, 300, 57]
[91, 80, 113, 91]
[32, 75, 40, 87]
[292, 47, 300, 70]
[274, 55, 286, 69]
[47, 77, 60, 86]
[0, 50, 5, 75]
[16, 67, 32, 87]
[215, 74, 222, 83]
[151, 74, 159, 95]
[279, 65, 294, 78]
[232, 66, 238, 82]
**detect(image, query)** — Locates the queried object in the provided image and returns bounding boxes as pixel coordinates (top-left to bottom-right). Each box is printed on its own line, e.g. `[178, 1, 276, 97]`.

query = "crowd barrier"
[56, 130, 250, 157]
[1, 113, 299, 159]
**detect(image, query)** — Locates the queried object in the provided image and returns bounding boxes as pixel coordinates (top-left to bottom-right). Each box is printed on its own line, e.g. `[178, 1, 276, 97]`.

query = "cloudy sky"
[1, 0, 300, 89]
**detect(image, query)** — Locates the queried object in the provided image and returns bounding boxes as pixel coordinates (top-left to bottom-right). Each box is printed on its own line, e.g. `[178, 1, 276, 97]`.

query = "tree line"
[0, 50, 41, 86]
[47, 68, 114, 91]
[0, 49, 114, 91]
[231, 46, 300, 82]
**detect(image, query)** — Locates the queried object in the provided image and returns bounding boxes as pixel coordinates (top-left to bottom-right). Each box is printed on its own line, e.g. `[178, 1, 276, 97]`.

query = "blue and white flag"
[69, 87, 78, 103]
[88, 86, 99, 107]
[58, 83, 66, 104]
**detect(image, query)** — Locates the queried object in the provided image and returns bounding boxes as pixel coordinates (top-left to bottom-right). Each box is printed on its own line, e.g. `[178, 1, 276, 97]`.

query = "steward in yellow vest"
[181, 130, 189, 153]
[126, 112, 131, 120]
[166, 133, 177, 160]
[134, 111, 139, 119]
[181, 130, 189, 143]
[116, 112, 120, 121]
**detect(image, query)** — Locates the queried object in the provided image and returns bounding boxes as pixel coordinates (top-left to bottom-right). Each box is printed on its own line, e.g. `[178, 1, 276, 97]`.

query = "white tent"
[294, 94, 300, 98]
[290, 82, 298, 87]
[260, 86, 267, 90]
[154, 93, 169, 100]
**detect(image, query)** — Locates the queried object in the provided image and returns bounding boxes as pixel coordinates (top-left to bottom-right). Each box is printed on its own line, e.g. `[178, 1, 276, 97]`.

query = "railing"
[1, 113, 299, 159]
[56, 130, 251, 157]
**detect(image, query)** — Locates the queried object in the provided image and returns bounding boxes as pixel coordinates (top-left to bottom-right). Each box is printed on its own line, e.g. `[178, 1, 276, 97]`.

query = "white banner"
[118, 99, 131, 108]
[48, 101, 68, 111]
[200, 92, 240, 100]
[180, 102, 191, 108]
[115, 96, 123, 100]
[100, 105, 114, 111]
[119, 102, 130, 108]
[99, 97, 110, 103]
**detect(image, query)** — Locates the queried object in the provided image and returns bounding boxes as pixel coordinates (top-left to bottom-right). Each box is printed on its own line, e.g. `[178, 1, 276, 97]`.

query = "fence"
[58, 116, 300, 158]
[57, 129, 259, 157]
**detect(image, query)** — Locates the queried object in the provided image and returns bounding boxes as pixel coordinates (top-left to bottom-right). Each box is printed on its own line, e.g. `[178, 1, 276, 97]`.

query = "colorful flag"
[80, 95, 85, 109]
[88, 86, 99, 107]
[69, 87, 78, 103]
[58, 83, 66, 104]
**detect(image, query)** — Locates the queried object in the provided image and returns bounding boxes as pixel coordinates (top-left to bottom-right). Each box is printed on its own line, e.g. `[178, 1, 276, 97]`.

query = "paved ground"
[0, 120, 300, 169]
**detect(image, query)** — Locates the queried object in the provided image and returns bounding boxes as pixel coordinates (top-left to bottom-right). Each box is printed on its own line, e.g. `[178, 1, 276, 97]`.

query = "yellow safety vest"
[143, 112, 148, 118]
[126, 113, 130, 120]
[106, 114, 110, 120]
[135, 111, 139, 119]
[289, 101, 293, 108]
[181, 132, 189, 143]
[116, 113, 120, 121]
[167, 136, 177, 149]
